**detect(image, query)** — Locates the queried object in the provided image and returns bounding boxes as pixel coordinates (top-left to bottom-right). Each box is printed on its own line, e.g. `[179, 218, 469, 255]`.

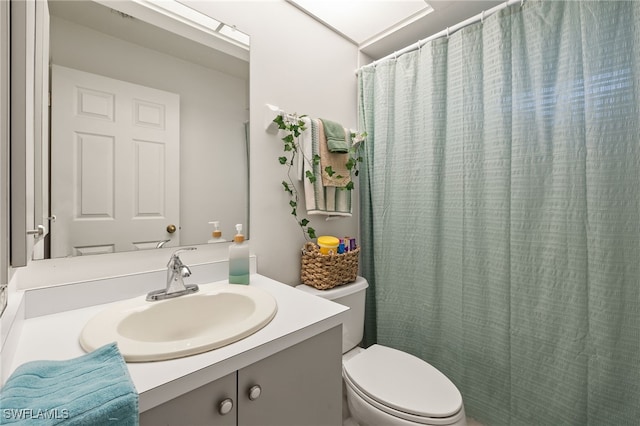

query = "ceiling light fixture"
[287, 0, 434, 47]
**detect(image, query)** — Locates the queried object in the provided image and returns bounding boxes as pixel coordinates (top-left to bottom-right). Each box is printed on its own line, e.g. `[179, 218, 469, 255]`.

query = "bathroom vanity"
[141, 326, 341, 425]
[3, 273, 348, 425]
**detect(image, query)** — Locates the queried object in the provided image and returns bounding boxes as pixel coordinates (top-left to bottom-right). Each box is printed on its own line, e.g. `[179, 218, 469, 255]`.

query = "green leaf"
[345, 158, 355, 170]
[300, 218, 310, 226]
[305, 170, 316, 184]
[289, 200, 297, 208]
[346, 181, 355, 191]
[278, 156, 287, 165]
[282, 134, 294, 143]
[282, 181, 293, 194]
[324, 166, 335, 177]
[307, 227, 317, 239]
[313, 154, 320, 165]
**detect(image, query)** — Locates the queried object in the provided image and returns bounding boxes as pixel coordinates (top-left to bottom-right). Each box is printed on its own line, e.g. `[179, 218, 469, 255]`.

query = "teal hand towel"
[0, 343, 138, 425]
[319, 118, 349, 153]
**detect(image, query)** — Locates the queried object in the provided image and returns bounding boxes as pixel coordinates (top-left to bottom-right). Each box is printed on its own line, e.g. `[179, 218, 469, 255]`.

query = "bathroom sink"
[79, 283, 277, 362]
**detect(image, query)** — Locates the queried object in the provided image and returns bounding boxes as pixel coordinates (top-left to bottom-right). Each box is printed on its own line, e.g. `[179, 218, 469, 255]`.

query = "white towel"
[297, 117, 312, 182]
[299, 117, 317, 213]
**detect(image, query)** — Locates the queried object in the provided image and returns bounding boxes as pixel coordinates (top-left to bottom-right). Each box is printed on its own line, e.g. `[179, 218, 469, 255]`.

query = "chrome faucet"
[156, 239, 171, 248]
[146, 248, 199, 301]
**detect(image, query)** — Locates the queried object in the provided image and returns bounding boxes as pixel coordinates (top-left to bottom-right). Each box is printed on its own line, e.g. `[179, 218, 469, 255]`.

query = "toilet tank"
[296, 276, 369, 354]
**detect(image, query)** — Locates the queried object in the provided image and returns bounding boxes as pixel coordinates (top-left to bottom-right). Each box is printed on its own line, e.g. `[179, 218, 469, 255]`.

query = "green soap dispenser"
[229, 224, 249, 284]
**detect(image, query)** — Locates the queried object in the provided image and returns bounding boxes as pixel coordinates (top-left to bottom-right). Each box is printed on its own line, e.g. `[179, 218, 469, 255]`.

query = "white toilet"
[297, 276, 467, 426]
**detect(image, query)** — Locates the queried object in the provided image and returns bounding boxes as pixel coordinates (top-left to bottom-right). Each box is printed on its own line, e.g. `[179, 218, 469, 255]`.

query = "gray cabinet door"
[140, 371, 237, 426]
[237, 326, 343, 426]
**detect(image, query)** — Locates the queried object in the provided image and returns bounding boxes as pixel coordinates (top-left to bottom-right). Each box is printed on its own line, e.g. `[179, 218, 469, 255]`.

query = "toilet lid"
[342, 344, 462, 419]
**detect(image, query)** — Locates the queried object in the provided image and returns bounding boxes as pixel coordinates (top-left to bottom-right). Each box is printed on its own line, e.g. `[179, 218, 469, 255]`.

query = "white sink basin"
[80, 283, 277, 362]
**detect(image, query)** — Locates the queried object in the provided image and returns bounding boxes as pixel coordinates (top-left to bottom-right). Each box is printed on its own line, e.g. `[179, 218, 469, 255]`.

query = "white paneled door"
[50, 65, 180, 257]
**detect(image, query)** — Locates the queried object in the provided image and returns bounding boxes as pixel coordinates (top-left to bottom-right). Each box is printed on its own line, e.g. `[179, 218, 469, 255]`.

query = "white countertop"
[7, 274, 348, 411]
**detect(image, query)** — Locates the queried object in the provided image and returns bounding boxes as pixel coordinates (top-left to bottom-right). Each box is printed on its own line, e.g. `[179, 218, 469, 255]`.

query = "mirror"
[39, 0, 249, 258]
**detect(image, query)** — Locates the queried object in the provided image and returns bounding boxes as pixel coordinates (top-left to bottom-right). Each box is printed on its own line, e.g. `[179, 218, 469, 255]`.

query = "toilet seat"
[342, 345, 464, 425]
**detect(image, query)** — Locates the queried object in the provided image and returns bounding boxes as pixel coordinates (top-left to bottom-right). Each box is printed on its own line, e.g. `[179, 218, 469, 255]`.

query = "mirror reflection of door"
[50, 65, 180, 257]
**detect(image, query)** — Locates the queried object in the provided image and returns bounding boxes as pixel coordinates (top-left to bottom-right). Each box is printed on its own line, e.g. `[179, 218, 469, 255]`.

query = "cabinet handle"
[248, 385, 262, 401]
[218, 398, 234, 415]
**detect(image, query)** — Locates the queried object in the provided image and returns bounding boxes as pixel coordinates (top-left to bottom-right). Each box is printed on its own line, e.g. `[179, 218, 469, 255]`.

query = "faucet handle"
[167, 247, 197, 267]
[172, 247, 197, 256]
[180, 265, 192, 278]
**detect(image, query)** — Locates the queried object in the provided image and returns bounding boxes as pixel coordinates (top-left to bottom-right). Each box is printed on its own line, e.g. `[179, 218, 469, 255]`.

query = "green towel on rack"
[0, 343, 138, 425]
[320, 118, 349, 153]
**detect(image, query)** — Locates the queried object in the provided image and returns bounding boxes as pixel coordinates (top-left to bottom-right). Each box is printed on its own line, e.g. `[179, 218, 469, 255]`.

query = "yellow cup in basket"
[317, 236, 340, 255]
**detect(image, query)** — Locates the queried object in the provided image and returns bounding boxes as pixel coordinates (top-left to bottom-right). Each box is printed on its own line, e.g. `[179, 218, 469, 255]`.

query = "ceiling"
[51, 1, 505, 69]
[287, 0, 504, 60]
[48, 0, 250, 78]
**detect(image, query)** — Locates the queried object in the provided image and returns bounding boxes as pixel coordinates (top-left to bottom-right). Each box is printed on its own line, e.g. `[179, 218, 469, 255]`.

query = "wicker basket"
[301, 242, 359, 290]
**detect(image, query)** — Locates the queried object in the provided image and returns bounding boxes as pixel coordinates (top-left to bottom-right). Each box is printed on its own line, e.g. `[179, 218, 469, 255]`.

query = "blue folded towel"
[0, 343, 138, 425]
[319, 118, 349, 153]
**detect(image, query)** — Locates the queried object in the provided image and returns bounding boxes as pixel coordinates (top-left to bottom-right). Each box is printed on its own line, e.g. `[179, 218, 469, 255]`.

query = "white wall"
[14, 0, 360, 289]
[50, 15, 249, 246]
[184, 0, 361, 285]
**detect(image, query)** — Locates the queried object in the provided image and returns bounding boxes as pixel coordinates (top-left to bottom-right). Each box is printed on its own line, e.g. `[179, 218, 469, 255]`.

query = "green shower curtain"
[357, 1, 639, 425]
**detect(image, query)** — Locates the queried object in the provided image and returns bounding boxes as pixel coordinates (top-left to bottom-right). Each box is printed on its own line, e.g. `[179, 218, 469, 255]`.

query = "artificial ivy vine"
[273, 113, 366, 241]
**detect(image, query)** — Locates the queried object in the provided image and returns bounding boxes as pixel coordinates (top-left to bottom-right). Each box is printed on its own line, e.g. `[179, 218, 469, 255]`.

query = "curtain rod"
[358, 0, 524, 72]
